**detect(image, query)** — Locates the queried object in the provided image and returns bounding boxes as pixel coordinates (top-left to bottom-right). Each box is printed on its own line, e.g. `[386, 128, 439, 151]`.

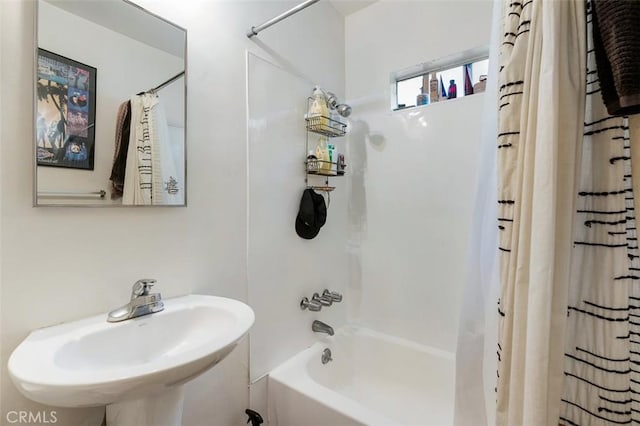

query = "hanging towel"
[592, 0, 640, 116]
[109, 100, 131, 198]
[122, 93, 184, 205]
[149, 99, 183, 205]
[123, 94, 157, 205]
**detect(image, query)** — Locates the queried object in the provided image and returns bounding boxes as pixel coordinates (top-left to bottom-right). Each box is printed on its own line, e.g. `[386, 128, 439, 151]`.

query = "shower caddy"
[305, 97, 347, 193]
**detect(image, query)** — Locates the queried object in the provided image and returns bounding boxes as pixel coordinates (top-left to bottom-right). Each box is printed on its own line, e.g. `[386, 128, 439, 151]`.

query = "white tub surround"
[268, 326, 455, 426]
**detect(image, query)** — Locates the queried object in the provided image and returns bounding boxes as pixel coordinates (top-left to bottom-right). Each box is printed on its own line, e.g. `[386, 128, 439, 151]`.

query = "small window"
[392, 48, 489, 111]
[396, 75, 425, 109]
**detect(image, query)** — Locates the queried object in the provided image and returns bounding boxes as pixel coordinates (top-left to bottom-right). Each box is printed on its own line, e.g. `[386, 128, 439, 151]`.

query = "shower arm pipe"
[246, 0, 321, 38]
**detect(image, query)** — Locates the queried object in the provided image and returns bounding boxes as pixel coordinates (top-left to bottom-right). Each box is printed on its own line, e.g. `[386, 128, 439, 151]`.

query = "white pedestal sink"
[8, 294, 255, 426]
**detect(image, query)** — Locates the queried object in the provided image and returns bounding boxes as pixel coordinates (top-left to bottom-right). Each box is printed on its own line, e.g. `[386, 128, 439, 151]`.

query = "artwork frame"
[36, 48, 97, 170]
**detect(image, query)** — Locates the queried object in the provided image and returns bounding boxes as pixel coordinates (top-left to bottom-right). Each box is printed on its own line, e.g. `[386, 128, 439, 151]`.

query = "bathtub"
[267, 326, 456, 426]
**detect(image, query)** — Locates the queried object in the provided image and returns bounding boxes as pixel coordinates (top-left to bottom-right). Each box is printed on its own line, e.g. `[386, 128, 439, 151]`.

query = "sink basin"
[8, 294, 254, 425]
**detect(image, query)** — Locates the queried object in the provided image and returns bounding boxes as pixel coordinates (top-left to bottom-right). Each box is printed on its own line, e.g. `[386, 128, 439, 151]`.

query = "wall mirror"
[35, 0, 187, 206]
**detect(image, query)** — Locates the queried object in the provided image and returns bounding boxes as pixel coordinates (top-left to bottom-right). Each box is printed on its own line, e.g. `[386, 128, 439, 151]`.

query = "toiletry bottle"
[307, 149, 318, 173]
[315, 137, 324, 166]
[337, 153, 346, 175]
[316, 137, 331, 173]
[323, 139, 332, 173]
[429, 72, 439, 103]
[464, 64, 474, 96]
[328, 144, 336, 174]
[309, 86, 329, 129]
[440, 76, 447, 100]
[448, 80, 457, 99]
[474, 75, 487, 93]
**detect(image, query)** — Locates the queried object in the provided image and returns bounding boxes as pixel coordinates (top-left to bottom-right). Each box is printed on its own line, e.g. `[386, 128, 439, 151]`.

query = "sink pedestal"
[106, 386, 185, 426]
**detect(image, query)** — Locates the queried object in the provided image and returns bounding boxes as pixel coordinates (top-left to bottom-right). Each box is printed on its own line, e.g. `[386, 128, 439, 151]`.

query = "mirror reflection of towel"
[122, 94, 183, 205]
[123, 94, 156, 205]
[110, 100, 131, 198]
[150, 102, 183, 205]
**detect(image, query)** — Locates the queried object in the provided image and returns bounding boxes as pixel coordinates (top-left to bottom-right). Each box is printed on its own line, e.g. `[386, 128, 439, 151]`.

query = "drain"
[321, 348, 333, 364]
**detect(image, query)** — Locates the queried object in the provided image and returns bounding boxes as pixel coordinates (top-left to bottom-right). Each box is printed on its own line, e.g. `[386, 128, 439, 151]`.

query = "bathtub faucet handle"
[322, 289, 342, 303]
[300, 297, 322, 311]
[312, 292, 333, 306]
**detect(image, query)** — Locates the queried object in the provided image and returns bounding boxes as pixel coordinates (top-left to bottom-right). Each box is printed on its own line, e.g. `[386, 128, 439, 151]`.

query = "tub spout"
[312, 320, 334, 336]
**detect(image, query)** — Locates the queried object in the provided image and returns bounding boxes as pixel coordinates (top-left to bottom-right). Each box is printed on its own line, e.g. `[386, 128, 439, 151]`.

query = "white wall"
[0, 1, 344, 425]
[247, 51, 347, 383]
[37, 1, 184, 204]
[345, 0, 492, 352]
[245, 2, 346, 418]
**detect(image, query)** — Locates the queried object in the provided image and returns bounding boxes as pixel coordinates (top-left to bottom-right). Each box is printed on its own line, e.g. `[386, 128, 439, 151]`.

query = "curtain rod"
[247, 0, 321, 38]
[150, 71, 185, 93]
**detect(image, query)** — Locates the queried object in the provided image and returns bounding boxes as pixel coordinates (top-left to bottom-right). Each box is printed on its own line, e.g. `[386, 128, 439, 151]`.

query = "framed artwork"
[36, 48, 97, 170]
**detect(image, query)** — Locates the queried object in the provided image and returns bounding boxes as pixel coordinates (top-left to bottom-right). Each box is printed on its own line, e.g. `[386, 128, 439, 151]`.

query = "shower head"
[336, 103, 352, 117]
[323, 91, 352, 117]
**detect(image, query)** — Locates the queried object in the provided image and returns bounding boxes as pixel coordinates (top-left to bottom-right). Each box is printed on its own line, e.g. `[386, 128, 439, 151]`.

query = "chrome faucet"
[107, 279, 164, 322]
[312, 320, 334, 336]
[312, 292, 333, 307]
[300, 297, 322, 311]
[322, 289, 342, 303]
[301, 290, 343, 313]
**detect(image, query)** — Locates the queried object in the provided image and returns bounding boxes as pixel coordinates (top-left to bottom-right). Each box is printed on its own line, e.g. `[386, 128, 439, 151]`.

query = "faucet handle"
[300, 297, 322, 312]
[322, 289, 342, 303]
[131, 278, 157, 298]
[312, 292, 332, 306]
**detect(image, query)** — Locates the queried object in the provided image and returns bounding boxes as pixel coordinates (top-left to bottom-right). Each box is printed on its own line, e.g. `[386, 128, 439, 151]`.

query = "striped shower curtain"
[559, 2, 640, 425]
[495, 0, 640, 425]
[495, 0, 586, 424]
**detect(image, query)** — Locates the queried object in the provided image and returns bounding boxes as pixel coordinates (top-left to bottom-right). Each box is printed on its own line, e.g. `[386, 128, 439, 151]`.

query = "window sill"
[392, 92, 486, 113]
